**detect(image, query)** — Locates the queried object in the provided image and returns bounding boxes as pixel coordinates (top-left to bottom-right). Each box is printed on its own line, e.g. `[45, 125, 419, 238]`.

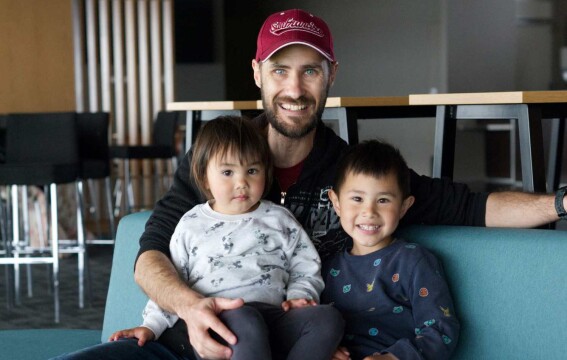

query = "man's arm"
[485, 191, 563, 227]
[404, 171, 565, 228]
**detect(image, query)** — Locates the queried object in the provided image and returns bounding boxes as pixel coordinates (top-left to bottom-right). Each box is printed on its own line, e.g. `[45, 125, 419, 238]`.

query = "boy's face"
[329, 171, 414, 256]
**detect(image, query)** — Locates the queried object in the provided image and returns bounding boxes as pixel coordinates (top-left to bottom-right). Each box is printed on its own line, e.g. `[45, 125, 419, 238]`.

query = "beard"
[261, 87, 329, 139]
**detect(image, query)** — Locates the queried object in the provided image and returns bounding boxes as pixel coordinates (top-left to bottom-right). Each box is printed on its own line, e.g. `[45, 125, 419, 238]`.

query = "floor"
[0, 245, 113, 330]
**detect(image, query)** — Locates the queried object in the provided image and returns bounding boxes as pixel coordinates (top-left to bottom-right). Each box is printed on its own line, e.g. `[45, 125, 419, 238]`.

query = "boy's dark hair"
[191, 116, 273, 199]
[333, 139, 411, 198]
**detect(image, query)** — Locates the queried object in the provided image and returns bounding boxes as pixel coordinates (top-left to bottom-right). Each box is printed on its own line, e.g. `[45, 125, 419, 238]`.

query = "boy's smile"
[330, 171, 414, 256]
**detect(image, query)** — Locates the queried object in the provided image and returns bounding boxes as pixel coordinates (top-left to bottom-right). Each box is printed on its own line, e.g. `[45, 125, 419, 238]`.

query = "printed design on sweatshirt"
[343, 284, 351, 293]
[221, 233, 234, 252]
[227, 260, 242, 270]
[252, 273, 272, 286]
[419, 287, 429, 297]
[373, 258, 382, 266]
[442, 335, 452, 344]
[368, 328, 379, 336]
[392, 273, 400, 282]
[293, 239, 309, 257]
[190, 246, 198, 257]
[330, 268, 340, 277]
[405, 244, 417, 249]
[393, 306, 404, 314]
[210, 278, 224, 287]
[366, 280, 375, 292]
[207, 256, 225, 271]
[255, 229, 269, 245]
[423, 319, 436, 327]
[440, 306, 452, 317]
[205, 221, 225, 235]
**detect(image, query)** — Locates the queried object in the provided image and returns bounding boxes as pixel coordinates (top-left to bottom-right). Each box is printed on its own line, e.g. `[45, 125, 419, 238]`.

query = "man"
[60, 8, 566, 360]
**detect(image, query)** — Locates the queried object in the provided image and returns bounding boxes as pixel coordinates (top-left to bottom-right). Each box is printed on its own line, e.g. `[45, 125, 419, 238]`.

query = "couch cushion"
[101, 211, 151, 341]
[0, 329, 101, 360]
[396, 225, 567, 359]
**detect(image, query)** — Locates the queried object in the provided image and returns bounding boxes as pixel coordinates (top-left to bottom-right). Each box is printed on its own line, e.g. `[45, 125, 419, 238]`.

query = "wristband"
[555, 186, 567, 220]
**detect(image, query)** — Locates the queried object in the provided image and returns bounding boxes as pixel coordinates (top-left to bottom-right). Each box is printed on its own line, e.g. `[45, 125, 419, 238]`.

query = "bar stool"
[77, 112, 115, 244]
[0, 112, 80, 322]
[110, 111, 181, 214]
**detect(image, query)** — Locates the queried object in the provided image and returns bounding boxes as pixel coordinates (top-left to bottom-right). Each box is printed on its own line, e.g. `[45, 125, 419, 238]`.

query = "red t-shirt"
[274, 160, 305, 192]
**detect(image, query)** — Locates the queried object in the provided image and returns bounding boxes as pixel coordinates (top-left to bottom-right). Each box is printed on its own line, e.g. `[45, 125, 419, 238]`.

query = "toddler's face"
[205, 152, 266, 215]
[329, 171, 414, 256]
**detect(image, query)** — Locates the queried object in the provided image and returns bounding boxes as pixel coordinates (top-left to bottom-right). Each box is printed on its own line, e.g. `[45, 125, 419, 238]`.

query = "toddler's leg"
[197, 304, 271, 360]
[268, 304, 344, 360]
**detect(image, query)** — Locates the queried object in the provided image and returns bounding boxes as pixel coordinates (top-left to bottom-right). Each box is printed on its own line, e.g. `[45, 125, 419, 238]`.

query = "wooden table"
[168, 96, 435, 151]
[409, 91, 567, 192]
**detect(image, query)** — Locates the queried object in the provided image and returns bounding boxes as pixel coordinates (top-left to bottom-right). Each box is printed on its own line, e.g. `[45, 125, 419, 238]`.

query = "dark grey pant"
[197, 302, 344, 360]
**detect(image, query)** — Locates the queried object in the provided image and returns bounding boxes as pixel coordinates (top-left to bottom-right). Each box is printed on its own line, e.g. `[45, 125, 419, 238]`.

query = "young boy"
[322, 140, 460, 360]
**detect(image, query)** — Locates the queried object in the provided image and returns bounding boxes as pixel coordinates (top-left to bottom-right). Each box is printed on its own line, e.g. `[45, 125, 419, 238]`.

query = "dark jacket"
[138, 115, 488, 261]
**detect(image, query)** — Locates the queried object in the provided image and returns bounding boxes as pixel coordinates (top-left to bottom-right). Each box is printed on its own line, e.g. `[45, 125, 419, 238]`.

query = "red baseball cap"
[255, 9, 335, 63]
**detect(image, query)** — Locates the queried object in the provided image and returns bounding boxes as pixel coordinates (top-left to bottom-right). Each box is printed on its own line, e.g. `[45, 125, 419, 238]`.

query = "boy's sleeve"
[384, 250, 460, 360]
[136, 150, 203, 263]
[285, 222, 325, 303]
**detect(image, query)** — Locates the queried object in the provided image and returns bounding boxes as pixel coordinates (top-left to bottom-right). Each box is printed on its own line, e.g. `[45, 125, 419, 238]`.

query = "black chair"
[0, 112, 80, 323]
[77, 112, 115, 244]
[110, 111, 181, 213]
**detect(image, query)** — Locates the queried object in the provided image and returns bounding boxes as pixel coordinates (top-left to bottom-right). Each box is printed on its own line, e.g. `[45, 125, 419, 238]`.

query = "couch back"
[104, 212, 567, 359]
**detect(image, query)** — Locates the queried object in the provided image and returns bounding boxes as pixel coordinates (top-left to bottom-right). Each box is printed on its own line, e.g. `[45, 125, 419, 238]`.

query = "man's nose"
[284, 72, 305, 99]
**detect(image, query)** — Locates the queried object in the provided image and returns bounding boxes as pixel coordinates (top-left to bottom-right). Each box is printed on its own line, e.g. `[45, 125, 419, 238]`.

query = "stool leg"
[104, 177, 116, 240]
[22, 187, 33, 298]
[48, 183, 60, 323]
[11, 186, 21, 306]
[76, 181, 92, 308]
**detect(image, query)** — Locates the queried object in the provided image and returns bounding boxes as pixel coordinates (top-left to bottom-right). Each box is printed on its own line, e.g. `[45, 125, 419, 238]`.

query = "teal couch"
[1, 211, 566, 359]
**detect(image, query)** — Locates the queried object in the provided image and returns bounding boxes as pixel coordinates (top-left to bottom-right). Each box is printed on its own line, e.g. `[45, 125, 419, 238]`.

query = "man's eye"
[274, 69, 285, 75]
[305, 68, 316, 76]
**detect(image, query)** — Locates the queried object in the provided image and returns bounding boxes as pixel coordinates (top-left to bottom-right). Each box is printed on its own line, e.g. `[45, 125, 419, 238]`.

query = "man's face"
[252, 45, 337, 139]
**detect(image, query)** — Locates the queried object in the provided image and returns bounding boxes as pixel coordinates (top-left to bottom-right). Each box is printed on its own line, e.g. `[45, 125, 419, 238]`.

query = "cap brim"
[259, 41, 334, 63]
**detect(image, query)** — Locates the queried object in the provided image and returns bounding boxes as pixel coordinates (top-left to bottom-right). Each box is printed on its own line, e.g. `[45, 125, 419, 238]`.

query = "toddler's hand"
[281, 298, 317, 311]
[109, 326, 155, 346]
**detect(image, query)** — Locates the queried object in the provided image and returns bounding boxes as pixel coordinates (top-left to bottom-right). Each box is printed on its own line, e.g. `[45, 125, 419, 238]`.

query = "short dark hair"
[191, 116, 273, 199]
[333, 139, 411, 199]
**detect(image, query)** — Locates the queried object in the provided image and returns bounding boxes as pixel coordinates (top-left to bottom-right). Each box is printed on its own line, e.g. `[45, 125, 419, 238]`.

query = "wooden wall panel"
[0, 0, 75, 113]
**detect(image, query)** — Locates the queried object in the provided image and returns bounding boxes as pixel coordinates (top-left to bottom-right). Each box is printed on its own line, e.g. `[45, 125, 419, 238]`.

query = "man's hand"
[109, 326, 155, 347]
[281, 298, 317, 311]
[135, 251, 244, 359]
[177, 296, 245, 360]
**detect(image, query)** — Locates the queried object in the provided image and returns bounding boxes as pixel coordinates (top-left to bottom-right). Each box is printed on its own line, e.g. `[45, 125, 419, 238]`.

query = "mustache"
[274, 96, 314, 105]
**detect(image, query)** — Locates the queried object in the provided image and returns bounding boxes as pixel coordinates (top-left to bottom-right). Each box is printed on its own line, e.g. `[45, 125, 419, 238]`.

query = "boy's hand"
[363, 353, 399, 360]
[109, 326, 155, 347]
[332, 346, 351, 360]
[281, 298, 317, 311]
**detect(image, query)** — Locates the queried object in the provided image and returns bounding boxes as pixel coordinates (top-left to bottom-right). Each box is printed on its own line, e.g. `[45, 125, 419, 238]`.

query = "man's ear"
[400, 195, 415, 219]
[329, 61, 339, 87]
[252, 59, 262, 88]
[329, 189, 341, 217]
